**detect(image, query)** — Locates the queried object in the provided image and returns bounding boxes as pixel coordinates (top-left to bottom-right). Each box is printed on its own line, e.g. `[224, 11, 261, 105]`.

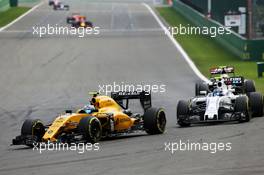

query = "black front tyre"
[235, 96, 251, 122]
[66, 17, 72, 24]
[21, 119, 45, 146]
[143, 107, 166, 135]
[79, 117, 102, 143]
[249, 92, 264, 117]
[177, 100, 191, 127]
[195, 81, 209, 96]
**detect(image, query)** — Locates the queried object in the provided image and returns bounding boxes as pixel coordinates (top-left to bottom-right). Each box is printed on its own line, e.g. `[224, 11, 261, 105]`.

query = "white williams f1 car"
[49, 0, 55, 6]
[53, 2, 69, 11]
[177, 78, 263, 127]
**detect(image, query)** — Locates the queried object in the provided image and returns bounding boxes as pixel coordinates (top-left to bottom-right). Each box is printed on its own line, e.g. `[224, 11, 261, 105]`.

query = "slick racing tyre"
[21, 119, 45, 146]
[195, 81, 209, 96]
[79, 116, 102, 143]
[143, 107, 166, 134]
[235, 96, 251, 122]
[249, 92, 264, 117]
[177, 100, 191, 127]
[66, 17, 73, 24]
[71, 22, 77, 28]
[86, 21, 93, 28]
[244, 80, 256, 95]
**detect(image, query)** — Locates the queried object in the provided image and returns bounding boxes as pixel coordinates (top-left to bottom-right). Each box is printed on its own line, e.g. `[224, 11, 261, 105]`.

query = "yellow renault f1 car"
[12, 91, 166, 146]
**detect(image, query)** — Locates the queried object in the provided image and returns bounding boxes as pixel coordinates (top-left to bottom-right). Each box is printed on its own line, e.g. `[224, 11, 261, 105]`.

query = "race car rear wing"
[210, 76, 244, 87]
[224, 76, 244, 87]
[111, 91, 151, 111]
[210, 66, 235, 75]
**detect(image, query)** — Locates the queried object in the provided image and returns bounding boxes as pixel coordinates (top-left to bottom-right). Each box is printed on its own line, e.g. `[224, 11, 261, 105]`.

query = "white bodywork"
[205, 96, 221, 119]
[192, 80, 237, 120]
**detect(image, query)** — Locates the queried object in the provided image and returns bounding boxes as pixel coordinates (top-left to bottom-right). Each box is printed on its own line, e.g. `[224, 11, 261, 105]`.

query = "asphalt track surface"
[0, 0, 264, 175]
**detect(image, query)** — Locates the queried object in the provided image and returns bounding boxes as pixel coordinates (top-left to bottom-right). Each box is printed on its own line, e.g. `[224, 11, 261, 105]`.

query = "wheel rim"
[89, 119, 101, 141]
[32, 121, 45, 142]
[157, 110, 166, 132]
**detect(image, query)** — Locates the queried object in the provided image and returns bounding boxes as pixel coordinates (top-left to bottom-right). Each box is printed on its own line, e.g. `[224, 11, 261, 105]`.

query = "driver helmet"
[213, 89, 223, 96]
[221, 74, 229, 79]
[83, 105, 95, 114]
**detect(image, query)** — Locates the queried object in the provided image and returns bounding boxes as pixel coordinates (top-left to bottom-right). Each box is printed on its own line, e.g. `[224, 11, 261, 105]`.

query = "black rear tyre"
[235, 96, 251, 122]
[79, 117, 102, 143]
[143, 107, 166, 134]
[244, 80, 256, 95]
[249, 92, 264, 117]
[86, 21, 93, 28]
[177, 100, 191, 127]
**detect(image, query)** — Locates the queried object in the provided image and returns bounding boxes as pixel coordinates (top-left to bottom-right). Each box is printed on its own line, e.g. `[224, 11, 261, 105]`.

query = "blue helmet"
[213, 89, 223, 96]
[83, 105, 95, 114]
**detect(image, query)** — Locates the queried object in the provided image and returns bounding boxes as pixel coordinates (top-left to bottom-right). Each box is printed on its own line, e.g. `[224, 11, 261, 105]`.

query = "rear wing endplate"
[111, 91, 151, 111]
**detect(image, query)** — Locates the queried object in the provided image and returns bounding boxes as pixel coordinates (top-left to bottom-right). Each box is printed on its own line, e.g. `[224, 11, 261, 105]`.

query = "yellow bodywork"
[92, 95, 136, 131]
[43, 113, 89, 142]
[43, 95, 136, 142]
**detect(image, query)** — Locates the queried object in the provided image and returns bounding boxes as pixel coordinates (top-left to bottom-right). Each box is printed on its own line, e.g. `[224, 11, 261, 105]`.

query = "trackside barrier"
[18, 0, 39, 5]
[173, 0, 264, 61]
[257, 62, 264, 78]
[19, 0, 39, 2]
[10, 0, 18, 7]
[0, 0, 9, 11]
[0, 0, 39, 11]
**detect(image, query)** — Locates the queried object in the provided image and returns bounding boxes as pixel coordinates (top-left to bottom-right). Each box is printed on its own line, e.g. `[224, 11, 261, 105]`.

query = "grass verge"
[156, 7, 264, 94]
[0, 7, 30, 27]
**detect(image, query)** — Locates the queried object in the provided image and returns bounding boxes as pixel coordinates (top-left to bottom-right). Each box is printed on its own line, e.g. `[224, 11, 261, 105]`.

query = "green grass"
[157, 7, 264, 94]
[0, 7, 30, 27]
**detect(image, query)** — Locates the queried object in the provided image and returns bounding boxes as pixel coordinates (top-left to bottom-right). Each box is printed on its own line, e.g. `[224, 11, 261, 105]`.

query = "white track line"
[0, 1, 44, 32]
[142, 3, 209, 82]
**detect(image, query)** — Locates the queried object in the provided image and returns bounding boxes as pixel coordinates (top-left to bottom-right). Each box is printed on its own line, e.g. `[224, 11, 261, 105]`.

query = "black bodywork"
[111, 91, 151, 112]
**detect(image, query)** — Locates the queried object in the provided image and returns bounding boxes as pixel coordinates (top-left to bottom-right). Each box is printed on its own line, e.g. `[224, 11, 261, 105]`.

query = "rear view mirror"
[230, 89, 236, 93]
[65, 110, 72, 113]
